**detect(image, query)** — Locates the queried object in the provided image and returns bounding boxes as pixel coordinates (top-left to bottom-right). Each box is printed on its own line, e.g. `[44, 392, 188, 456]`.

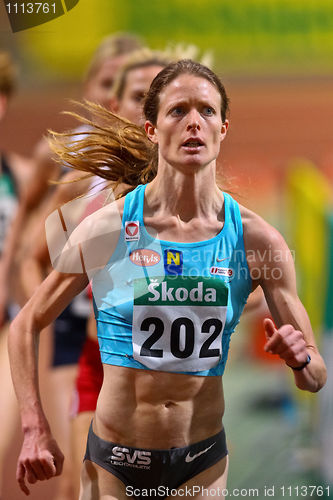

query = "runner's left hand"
[263, 318, 309, 368]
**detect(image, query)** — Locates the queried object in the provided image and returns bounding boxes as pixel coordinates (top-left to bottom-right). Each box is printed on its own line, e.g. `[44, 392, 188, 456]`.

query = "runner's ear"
[145, 121, 158, 144]
[220, 120, 229, 143]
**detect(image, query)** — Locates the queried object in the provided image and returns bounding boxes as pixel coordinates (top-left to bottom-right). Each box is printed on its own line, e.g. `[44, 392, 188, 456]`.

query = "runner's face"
[146, 74, 228, 172]
[116, 65, 164, 126]
[84, 54, 126, 108]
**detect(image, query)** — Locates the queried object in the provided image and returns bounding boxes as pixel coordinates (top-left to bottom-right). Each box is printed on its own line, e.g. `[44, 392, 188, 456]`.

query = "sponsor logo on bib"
[125, 221, 140, 241]
[130, 249, 161, 267]
[134, 276, 228, 307]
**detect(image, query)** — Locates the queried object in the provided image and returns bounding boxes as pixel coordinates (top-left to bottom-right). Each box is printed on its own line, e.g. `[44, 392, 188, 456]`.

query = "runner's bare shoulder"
[47, 197, 125, 276]
[239, 204, 284, 252]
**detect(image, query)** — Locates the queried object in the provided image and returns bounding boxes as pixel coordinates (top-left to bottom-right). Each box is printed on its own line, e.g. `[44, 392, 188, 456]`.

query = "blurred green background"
[2, 0, 333, 80]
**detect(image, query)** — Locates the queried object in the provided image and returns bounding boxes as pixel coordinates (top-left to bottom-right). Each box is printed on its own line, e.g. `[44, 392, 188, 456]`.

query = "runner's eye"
[170, 107, 185, 117]
[202, 106, 215, 116]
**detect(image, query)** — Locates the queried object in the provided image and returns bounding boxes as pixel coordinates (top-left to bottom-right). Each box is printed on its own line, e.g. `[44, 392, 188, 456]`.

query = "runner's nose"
[186, 110, 200, 131]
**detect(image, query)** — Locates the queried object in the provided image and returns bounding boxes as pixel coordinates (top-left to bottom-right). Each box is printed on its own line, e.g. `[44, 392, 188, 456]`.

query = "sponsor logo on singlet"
[125, 221, 140, 241]
[129, 249, 161, 266]
[210, 267, 234, 278]
[216, 255, 231, 263]
[110, 446, 151, 470]
[163, 249, 183, 275]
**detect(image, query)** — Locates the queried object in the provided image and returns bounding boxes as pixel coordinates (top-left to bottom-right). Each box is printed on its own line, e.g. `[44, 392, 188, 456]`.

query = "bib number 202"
[140, 316, 222, 359]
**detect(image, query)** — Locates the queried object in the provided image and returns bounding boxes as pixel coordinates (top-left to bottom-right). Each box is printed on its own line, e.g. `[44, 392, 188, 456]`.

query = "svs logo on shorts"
[110, 447, 151, 469]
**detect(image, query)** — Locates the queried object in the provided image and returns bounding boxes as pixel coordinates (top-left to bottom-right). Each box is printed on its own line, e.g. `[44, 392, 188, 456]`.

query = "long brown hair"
[49, 59, 230, 196]
[49, 101, 156, 195]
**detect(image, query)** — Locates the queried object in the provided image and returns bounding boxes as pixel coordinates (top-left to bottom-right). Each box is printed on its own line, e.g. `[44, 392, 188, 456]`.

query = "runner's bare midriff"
[94, 364, 225, 449]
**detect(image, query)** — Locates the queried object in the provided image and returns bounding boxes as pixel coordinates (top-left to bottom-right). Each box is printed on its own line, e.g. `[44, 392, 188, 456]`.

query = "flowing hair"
[49, 59, 231, 198]
[48, 100, 157, 197]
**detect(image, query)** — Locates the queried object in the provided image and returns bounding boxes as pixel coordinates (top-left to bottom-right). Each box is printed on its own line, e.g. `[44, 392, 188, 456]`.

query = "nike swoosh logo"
[185, 442, 216, 463]
[216, 257, 229, 262]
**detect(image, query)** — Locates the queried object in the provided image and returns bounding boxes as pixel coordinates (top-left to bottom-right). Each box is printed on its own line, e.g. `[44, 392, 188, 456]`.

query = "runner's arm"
[243, 212, 327, 392]
[8, 270, 89, 494]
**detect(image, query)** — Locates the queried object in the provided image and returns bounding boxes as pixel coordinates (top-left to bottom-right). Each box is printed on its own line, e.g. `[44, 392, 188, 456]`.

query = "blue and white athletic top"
[92, 184, 252, 376]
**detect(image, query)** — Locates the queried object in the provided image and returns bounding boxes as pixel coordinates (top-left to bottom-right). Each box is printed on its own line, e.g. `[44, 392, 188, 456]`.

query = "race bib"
[132, 276, 228, 372]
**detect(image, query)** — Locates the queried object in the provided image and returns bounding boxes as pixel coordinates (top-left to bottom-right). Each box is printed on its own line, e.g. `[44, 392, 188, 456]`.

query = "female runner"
[0, 50, 33, 497]
[9, 60, 326, 500]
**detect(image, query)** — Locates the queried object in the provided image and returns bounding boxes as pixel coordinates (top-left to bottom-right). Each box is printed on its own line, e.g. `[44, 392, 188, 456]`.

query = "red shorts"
[72, 338, 103, 416]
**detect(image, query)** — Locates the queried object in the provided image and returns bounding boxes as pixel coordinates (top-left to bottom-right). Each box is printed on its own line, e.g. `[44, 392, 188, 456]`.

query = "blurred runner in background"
[0, 50, 33, 497]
